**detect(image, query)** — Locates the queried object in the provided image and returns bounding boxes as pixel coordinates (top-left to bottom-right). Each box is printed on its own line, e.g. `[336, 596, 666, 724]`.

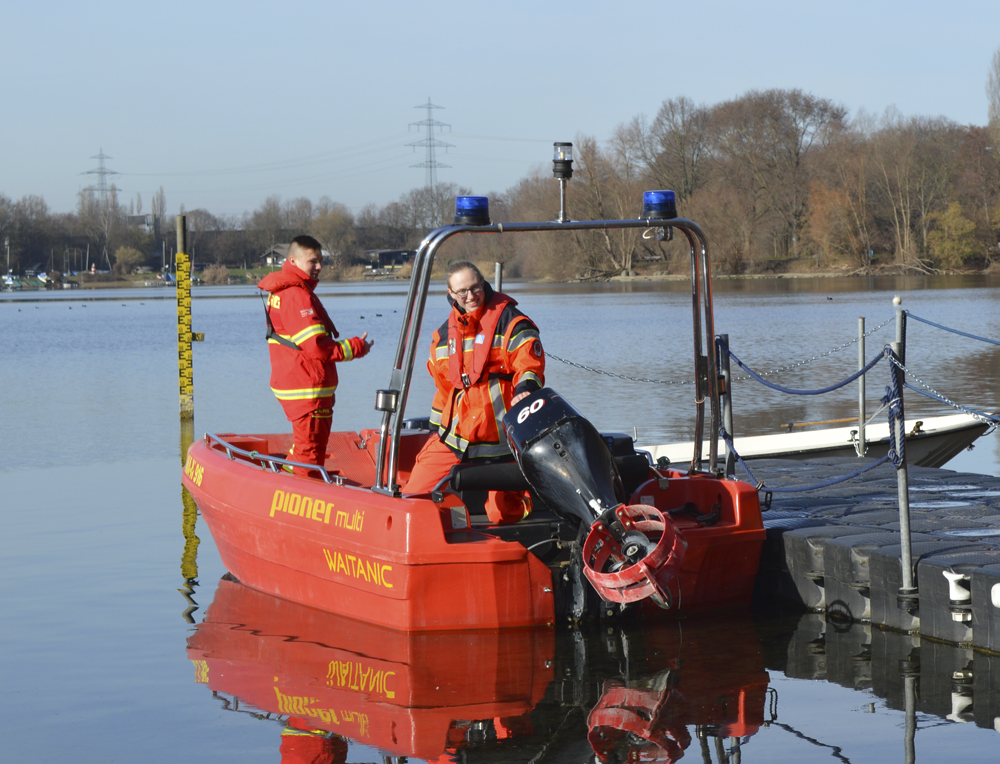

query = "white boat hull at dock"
[641, 413, 992, 470]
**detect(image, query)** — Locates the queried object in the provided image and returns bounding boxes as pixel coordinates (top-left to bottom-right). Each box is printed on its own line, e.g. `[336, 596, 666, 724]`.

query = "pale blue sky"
[3, 0, 998, 217]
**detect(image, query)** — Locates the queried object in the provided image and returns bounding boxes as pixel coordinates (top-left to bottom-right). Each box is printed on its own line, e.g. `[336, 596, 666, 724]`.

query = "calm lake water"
[3, 274, 1000, 762]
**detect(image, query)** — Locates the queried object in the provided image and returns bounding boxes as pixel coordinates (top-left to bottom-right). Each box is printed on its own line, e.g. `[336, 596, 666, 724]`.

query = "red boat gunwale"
[183, 431, 556, 631]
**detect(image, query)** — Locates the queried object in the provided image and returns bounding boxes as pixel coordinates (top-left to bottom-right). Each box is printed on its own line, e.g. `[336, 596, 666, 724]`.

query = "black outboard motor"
[504, 387, 687, 608]
[503, 388, 649, 561]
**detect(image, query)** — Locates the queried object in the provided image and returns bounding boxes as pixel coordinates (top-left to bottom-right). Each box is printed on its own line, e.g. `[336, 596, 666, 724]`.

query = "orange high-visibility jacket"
[258, 262, 368, 419]
[428, 286, 544, 459]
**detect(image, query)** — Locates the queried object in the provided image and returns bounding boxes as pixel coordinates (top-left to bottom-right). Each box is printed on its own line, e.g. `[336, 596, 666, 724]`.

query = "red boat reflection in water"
[586, 619, 771, 762]
[187, 576, 771, 763]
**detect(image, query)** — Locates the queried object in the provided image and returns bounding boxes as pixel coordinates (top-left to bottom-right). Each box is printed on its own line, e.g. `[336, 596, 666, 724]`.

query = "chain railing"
[721, 341, 885, 396]
[549, 310, 995, 497]
[544, 352, 695, 385]
[729, 316, 893, 382]
[547, 315, 893, 386]
[886, 354, 999, 431]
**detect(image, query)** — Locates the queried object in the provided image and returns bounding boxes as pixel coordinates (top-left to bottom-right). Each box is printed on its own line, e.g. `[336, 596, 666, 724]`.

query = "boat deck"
[754, 455, 1000, 650]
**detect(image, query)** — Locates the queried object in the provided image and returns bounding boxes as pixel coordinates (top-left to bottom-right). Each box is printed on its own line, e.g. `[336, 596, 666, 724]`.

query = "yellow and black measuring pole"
[177, 213, 203, 619]
[175, 215, 204, 418]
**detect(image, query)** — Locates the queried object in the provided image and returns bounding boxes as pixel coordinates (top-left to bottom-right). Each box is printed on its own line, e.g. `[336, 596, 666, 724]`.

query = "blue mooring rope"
[883, 344, 908, 468]
[720, 427, 893, 493]
[719, 340, 885, 396]
[716, 315, 997, 495]
[906, 311, 1000, 347]
[903, 382, 1000, 424]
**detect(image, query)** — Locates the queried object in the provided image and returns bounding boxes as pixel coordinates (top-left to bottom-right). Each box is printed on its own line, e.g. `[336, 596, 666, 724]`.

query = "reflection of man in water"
[279, 718, 348, 764]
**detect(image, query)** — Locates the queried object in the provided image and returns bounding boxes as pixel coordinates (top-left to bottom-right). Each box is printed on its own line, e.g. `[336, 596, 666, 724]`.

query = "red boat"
[182, 179, 765, 631]
[187, 575, 771, 763]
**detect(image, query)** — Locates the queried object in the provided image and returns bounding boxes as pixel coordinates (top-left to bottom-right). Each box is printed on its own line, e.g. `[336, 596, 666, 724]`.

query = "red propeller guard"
[581, 504, 687, 605]
[587, 681, 692, 762]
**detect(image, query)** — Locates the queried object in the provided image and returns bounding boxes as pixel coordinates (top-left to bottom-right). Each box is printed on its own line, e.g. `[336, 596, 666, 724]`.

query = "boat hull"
[643, 413, 990, 470]
[184, 434, 554, 631]
[182, 431, 765, 631]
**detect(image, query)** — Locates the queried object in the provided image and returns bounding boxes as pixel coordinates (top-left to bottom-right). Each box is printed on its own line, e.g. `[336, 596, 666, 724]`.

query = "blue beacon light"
[454, 196, 491, 226]
[641, 190, 677, 220]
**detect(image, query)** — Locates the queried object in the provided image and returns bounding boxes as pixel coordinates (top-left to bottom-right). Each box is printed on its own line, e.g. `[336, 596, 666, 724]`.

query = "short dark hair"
[290, 234, 323, 253]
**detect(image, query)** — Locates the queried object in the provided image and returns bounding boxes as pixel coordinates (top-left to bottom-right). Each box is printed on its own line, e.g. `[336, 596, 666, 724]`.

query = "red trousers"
[402, 436, 532, 524]
[286, 402, 333, 477]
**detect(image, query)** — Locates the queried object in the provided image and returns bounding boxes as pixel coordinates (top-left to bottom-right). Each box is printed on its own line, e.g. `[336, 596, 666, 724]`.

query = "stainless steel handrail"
[203, 432, 344, 486]
[372, 216, 721, 493]
[373, 228, 436, 489]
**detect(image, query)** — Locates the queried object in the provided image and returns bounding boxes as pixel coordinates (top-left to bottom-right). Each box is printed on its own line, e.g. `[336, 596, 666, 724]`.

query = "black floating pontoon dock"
[754, 455, 1000, 652]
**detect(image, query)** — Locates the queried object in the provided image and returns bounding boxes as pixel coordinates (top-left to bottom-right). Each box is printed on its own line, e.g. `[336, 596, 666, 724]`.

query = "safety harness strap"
[260, 291, 301, 352]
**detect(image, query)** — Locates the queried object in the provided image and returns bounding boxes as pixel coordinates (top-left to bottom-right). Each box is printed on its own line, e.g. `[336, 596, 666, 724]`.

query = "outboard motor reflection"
[503, 388, 686, 607]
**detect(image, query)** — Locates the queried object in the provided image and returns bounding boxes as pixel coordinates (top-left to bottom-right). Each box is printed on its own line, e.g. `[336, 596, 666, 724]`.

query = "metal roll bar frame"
[372, 216, 720, 494]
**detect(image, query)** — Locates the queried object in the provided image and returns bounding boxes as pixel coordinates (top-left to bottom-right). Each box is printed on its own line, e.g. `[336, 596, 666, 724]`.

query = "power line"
[449, 132, 551, 144]
[175, 156, 418, 196]
[407, 98, 453, 191]
[122, 133, 412, 178]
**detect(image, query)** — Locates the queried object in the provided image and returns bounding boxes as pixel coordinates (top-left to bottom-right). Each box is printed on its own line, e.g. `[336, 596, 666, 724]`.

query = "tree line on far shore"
[4, 53, 1000, 281]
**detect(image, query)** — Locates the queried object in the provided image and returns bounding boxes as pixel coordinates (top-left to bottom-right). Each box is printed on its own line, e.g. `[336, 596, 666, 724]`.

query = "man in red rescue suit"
[258, 235, 373, 476]
[401, 261, 544, 523]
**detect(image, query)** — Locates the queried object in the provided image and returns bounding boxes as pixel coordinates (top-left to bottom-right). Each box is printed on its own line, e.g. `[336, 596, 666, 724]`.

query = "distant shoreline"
[4, 266, 997, 296]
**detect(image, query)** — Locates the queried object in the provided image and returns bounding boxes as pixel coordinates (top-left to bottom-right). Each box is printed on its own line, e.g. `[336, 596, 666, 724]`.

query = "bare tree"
[805, 119, 876, 270]
[505, 171, 580, 279]
[246, 195, 285, 253]
[283, 197, 313, 230]
[954, 126, 1000, 263]
[0, 194, 13, 269]
[151, 186, 167, 220]
[868, 108, 920, 267]
[310, 198, 356, 257]
[868, 110, 959, 270]
[638, 97, 711, 201]
[186, 209, 220, 261]
[912, 118, 962, 254]
[77, 185, 126, 267]
[570, 130, 650, 274]
[712, 89, 846, 262]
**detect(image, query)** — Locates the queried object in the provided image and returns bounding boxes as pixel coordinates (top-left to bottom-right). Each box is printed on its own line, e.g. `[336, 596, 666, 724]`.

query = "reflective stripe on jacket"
[258, 261, 368, 419]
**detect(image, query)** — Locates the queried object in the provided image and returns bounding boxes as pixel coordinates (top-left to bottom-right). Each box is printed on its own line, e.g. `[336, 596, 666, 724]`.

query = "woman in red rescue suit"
[258, 235, 373, 476]
[402, 261, 545, 523]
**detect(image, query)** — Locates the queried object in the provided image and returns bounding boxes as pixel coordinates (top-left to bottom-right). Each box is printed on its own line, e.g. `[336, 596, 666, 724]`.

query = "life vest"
[447, 292, 517, 390]
[428, 288, 544, 459]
